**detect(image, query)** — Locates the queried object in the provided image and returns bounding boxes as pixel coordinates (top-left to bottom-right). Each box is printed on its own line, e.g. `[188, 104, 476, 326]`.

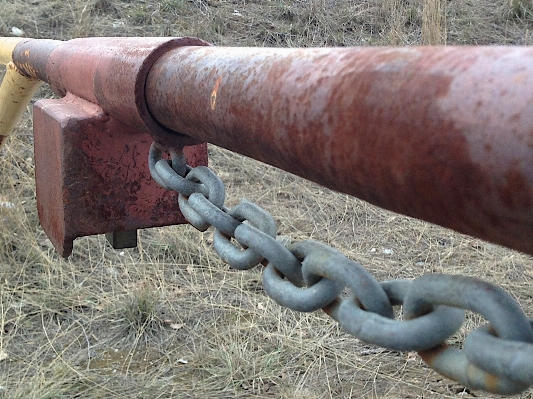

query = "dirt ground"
[1, 0, 533, 398]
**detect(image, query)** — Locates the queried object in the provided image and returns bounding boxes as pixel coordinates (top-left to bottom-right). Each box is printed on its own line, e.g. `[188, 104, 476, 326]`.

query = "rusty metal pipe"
[7, 37, 211, 256]
[145, 46, 533, 256]
[11, 37, 210, 146]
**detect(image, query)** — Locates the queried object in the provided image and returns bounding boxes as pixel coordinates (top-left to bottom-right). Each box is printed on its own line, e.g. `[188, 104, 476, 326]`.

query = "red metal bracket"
[33, 93, 208, 257]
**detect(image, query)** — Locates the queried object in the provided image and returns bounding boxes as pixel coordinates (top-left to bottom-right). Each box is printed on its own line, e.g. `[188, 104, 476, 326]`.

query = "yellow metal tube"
[0, 37, 42, 149]
[0, 37, 24, 65]
[0, 63, 42, 148]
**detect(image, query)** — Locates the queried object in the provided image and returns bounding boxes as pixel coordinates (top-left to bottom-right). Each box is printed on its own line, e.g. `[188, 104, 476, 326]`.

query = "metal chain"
[149, 142, 533, 395]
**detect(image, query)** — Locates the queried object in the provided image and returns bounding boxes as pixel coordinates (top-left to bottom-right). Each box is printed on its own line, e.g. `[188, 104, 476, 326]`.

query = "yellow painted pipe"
[0, 37, 24, 65]
[0, 37, 42, 149]
[0, 63, 42, 148]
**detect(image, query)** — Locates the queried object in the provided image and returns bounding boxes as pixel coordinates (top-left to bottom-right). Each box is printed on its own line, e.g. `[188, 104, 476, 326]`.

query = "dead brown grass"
[422, 0, 446, 44]
[1, 0, 533, 398]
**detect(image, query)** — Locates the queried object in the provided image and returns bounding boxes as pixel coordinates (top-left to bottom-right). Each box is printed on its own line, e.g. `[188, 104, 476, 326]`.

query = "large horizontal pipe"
[145, 45, 533, 256]
[6, 38, 533, 256]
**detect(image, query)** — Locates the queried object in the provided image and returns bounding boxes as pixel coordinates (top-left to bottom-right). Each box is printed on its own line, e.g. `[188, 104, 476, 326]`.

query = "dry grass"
[422, 0, 446, 44]
[1, 0, 533, 398]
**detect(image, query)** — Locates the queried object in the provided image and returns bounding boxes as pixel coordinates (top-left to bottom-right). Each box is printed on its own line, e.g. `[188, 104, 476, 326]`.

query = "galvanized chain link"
[149, 142, 533, 395]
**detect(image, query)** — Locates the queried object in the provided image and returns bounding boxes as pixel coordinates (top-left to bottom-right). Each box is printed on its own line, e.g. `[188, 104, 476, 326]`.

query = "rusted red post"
[10, 38, 210, 256]
[143, 46, 533, 256]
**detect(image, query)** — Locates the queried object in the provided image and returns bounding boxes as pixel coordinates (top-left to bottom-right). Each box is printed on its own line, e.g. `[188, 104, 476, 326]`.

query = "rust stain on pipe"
[211, 75, 222, 111]
[145, 46, 533, 255]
